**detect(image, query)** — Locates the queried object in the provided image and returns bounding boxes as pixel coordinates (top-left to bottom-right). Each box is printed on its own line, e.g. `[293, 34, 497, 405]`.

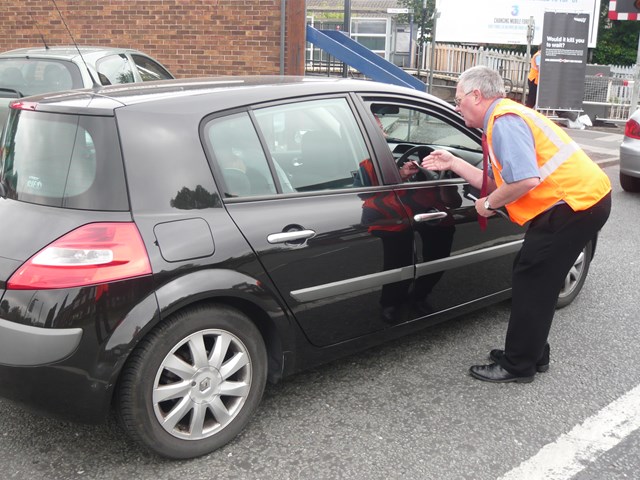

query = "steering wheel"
[395, 145, 444, 181]
[0, 87, 24, 98]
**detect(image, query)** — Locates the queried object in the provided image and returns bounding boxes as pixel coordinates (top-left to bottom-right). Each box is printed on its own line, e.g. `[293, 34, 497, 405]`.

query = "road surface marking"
[498, 383, 640, 480]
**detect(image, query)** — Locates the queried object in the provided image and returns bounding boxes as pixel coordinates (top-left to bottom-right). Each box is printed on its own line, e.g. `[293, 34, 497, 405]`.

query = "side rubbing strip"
[290, 265, 414, 303]
[291, 240, 523, 303]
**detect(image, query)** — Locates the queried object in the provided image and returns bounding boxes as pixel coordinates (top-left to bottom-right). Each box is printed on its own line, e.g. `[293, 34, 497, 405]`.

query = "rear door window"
[96, 54, 135, 84]
[0, 108, 128, 210]
[131, 54, 173, 81]
[253, 97, 371, 192]
[204, 112, 279, 198]
[203, 97, 378, 199]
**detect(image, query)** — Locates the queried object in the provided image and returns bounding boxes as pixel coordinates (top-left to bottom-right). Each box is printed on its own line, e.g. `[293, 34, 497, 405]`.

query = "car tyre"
[556, 241, 592, 309]
[620, 172, 640, 193]
[116, 304, 267, 459]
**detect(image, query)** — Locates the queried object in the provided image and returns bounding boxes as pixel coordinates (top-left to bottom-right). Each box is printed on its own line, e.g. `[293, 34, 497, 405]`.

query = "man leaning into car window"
[422, 65, 612, 384]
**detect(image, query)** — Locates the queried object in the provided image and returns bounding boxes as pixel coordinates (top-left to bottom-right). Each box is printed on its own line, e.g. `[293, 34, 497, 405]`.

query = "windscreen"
[0, 59, 83, 97]
[0, 108, 129, 211]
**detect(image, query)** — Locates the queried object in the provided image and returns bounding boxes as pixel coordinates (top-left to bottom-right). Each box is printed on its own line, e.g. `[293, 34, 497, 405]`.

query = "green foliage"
[397, 0, 435, 44]
[592, 0, 640, 65]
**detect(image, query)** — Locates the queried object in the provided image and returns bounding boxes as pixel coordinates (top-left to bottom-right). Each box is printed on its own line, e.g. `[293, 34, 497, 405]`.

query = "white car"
[620, 108, 640, 192]
[0, 45, 173, 127]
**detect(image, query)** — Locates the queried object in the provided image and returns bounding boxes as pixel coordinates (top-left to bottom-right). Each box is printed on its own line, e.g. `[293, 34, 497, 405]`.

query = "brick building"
[0, 1, 306, 77]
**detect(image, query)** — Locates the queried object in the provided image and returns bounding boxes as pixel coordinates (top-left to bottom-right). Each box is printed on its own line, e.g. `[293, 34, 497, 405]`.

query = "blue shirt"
[483, 99, 540, 184]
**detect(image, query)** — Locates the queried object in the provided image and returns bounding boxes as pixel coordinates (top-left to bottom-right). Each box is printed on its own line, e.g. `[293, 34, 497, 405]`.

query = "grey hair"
[458, 66, 506, 99]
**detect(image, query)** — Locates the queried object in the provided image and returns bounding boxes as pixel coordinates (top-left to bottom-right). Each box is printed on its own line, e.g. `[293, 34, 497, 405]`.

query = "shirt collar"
[483, 98, 505, 131]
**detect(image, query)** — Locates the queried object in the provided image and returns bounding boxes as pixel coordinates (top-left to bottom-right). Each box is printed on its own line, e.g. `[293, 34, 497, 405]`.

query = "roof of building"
[306, 0, 402, 13]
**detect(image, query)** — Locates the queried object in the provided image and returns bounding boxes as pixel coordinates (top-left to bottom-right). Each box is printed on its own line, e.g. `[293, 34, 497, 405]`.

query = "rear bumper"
[0, 277, 158, 424]
[0, 318, 82, 366]
[620, 142, 640, 177]
[0, 359, 112, 424]
[0, 317, 111, 424]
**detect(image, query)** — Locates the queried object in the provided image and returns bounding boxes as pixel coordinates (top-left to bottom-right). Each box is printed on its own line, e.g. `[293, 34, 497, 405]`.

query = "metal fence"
[421, 43, 530, 88]
[305, 41, 636, 121]
[583, 75, 633, 121]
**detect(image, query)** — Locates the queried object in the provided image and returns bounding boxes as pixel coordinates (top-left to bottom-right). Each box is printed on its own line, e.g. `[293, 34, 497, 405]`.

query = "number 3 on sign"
[511, 5, 519, 16]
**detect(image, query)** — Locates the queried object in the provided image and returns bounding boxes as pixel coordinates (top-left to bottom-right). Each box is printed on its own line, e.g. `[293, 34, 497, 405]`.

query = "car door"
[357, 96, 525, 320]
[202, 96, 419, 347]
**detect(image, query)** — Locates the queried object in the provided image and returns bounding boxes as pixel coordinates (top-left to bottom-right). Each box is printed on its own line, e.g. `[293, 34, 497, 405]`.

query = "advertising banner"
[435, 0, 600, 47]
[537, 11, 590, 110]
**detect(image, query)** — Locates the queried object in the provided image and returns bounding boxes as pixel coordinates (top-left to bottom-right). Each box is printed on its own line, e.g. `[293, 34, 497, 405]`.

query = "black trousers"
[526, 80, 538, 108]
[500, 193, 612, 376]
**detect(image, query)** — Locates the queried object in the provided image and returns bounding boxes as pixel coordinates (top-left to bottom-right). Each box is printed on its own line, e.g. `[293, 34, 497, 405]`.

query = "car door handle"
[413, 211, 448, 222]
[267, 229, 316, 244]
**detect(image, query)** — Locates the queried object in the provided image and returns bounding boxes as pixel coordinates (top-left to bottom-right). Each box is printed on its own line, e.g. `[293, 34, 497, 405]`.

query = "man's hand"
[476, 197, 496, 217]
[399, 161, 419, 180]
[421, 150, 456, 172]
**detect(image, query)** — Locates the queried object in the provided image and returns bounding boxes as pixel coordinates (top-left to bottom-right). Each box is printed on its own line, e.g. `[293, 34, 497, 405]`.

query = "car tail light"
[7, 223, 152, 290]
[625, 118, 640, 140]
[10, 101, 37, 111]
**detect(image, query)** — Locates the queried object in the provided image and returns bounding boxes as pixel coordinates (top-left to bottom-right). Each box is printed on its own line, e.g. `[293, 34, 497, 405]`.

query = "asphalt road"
[0, 128, 637, 480]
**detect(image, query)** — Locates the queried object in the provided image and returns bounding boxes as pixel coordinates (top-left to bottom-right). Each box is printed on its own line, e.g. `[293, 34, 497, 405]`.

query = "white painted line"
[582, 144, 620, 155]
[595, 134, 623, 142]
[498, 383, 640, 480]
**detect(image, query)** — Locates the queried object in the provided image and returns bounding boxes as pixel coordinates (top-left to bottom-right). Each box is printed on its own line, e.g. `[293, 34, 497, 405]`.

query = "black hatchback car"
[0, 77, 596, 459]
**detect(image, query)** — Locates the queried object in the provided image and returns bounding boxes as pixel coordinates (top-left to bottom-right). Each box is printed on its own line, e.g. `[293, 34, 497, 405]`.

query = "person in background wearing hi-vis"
[421, 66, 612, 383]
[526, 48, 541, 108]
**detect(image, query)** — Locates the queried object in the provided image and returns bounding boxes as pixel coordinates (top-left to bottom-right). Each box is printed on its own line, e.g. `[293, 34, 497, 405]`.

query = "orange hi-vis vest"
[528, 51, 540, 85]
[486, 99, 611, 226]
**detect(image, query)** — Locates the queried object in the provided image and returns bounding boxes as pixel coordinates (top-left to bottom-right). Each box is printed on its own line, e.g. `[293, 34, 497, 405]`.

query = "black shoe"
[489, 349, 549, 373]
[469, 363, 535, 383]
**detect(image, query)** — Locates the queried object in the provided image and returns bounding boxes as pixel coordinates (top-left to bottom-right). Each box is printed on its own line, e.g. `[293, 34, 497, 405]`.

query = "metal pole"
[630, 34, 640, 115]
[343, 0, 351, 77]
[428, 9, 439, 94]
[279, 0, 286, 75]
[408, 12, 414, 69]
[416, 2, 426, 83]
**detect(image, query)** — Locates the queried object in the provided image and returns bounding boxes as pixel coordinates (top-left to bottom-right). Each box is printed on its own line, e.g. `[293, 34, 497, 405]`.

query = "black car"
[0, 77, 595, 459]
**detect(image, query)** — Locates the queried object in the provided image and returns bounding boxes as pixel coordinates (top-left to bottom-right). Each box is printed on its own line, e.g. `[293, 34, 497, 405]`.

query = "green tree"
[397, 0, 435, 46]
[592, 0, 640, 65]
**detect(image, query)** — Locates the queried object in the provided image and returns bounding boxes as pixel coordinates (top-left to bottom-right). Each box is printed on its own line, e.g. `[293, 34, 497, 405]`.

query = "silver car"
[0, 45, 173, 127]
[620, 108, 640, 192]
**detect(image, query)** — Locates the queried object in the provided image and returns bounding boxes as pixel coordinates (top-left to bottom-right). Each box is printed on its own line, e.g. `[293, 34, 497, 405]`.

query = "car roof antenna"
[50, 0, 101, 89]
[30, 14, 50, 50]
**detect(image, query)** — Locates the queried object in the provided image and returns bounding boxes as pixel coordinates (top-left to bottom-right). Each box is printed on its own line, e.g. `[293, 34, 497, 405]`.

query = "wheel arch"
[108, 269, 294, 409]
[154, 269, 292, 381]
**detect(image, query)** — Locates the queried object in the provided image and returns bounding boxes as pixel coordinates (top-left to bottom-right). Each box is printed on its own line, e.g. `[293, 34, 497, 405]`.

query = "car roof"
[0, 46, 143, 62]
[16, 76, 451, 116]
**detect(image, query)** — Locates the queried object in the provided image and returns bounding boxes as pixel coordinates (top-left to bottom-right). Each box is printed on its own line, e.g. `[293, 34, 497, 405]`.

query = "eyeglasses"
[454, 90, 473, 106]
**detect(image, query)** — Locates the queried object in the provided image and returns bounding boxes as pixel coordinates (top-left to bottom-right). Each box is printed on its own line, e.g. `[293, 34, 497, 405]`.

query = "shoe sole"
[469, 369, 535, 383]
[489, 352, 549, 373]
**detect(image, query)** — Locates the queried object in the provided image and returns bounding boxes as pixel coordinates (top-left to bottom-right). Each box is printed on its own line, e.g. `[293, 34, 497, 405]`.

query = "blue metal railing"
[306, 25, 426, 91]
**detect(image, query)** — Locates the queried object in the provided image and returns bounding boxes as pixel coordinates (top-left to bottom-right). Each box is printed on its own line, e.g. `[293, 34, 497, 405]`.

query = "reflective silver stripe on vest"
[496, 103, 580, 180]
[538, 140, 580, 180]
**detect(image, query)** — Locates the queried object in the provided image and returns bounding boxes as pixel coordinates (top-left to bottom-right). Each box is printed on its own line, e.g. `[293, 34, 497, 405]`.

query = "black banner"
[537, 12, 590, 111]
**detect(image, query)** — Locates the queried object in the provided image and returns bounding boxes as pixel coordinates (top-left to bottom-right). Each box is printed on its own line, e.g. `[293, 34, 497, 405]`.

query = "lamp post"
[343, 0, 351, 77]
[428, 7, 439, 94]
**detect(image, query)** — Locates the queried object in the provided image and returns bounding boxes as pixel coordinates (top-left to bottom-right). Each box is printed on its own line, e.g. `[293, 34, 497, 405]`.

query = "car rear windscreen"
[0, 109, 129, 211]
[0, 59, 83, 97]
